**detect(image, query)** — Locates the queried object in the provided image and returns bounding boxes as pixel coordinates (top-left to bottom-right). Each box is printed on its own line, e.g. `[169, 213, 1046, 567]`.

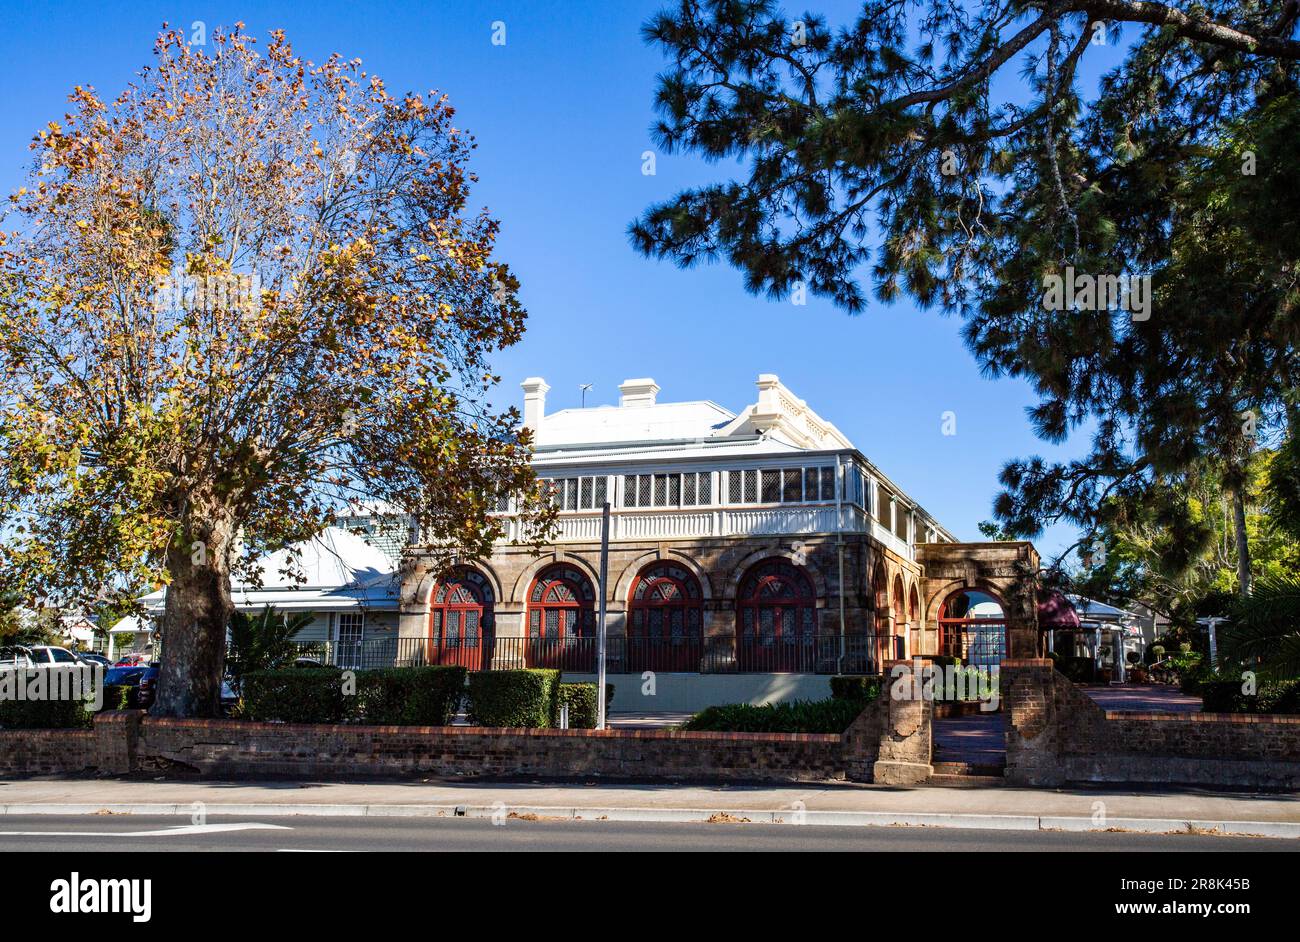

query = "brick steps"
[927, 760, 1006, 786]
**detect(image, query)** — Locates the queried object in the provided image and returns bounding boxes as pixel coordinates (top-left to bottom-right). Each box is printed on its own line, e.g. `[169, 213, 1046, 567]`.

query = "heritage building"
[397, 375, 1043, 709]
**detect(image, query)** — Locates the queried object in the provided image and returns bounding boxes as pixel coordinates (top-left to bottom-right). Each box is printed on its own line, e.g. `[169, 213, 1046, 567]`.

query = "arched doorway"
[938, 588, 1007, 668]
[427, 568, 494, 670]
[627, 561, 704, 672]
[526, 564, 597, 670]
[736, 559, 817, 672]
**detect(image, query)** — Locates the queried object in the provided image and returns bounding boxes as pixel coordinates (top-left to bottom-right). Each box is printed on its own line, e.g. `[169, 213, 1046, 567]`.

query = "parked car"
[135, 666, 162, 708]
[0, 646, 34, 669]
[78, 653, 113, 669]
[102, 666, 150, 706]
[23, 645, 83, 668]
[114, 653, 149, 667]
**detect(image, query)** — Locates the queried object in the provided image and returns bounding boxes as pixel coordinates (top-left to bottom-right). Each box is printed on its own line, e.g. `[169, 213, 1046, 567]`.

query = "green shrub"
[554, 682, 615, 728]
[1199, 678, 1251, 713]
[0, 668, 97, 728]
[99, 684, 134, 711]
[241, 668, 348, 723]
[465, 669, 561, 727]
[681, 698, 865, 734]
[830, 675, 882, 701]
[1201, 677, 1300, 714]
[355, 667, 466, 726]
[0, 696, 91, 729]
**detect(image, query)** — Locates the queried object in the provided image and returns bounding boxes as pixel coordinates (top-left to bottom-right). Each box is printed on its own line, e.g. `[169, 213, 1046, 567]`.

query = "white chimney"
[619, 377, 660, 408]
[521, 377, 550, 430]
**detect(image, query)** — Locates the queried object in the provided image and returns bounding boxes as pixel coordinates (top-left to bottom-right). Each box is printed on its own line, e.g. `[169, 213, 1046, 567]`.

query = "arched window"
[938, 588, 1006, 668]
[892, 575, 907, 661]
[736, 559, 817, 672]
[627, 561, 704, 672]
[526, 564, 597, 670]
[427, 569, 494, 670]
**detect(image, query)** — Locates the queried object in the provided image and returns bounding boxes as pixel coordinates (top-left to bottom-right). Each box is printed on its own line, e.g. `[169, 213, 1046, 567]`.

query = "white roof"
[141, 527, 401, 614]
[247, 527, 393, 589]
[536, 401, 736, 447]
[109, 615, 152, 635]
[1067, 595, 1142, 624]
[535, 433, 807, 468]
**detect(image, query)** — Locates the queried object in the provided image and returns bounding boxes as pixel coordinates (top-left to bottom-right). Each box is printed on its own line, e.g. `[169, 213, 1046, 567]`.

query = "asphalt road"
[1, 815, 1297, 851]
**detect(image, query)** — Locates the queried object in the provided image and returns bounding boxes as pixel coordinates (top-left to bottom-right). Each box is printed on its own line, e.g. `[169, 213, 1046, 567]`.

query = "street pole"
[596, 501, 610, 730]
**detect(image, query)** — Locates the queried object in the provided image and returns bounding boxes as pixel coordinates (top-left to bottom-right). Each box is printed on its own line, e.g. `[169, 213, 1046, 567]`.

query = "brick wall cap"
[139, 716, 841, 743]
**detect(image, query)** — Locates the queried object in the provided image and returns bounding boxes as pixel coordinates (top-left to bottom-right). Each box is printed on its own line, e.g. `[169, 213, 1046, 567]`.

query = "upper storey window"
[622, 472, 712, 509]
[541, 475, 608, 511]
[726, 466, 836, 505]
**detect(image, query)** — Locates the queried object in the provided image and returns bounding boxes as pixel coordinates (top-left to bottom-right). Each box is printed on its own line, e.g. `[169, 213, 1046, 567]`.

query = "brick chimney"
[618, 377, 660, 408]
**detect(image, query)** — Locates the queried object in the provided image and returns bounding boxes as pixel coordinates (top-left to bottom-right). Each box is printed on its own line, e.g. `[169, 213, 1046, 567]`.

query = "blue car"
[103, 665, 158, 708]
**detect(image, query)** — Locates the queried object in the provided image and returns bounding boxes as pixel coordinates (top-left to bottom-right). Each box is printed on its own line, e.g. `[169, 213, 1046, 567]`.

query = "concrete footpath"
[2, 777, 1299, 839]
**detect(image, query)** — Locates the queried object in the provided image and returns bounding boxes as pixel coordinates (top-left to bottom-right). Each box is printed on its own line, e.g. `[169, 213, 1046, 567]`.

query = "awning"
[1038, 590, 1081, 630]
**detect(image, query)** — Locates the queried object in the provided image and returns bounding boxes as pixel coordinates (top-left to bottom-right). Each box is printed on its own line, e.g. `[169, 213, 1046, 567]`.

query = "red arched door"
[527, 565, 597, 670]
[627, 562, 704, 672]
[736, 559, 817, 672]
[427, 569, 494, 670]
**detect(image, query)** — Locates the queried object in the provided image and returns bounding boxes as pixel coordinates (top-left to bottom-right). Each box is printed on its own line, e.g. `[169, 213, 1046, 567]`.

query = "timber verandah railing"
[288, 632, 897, 675]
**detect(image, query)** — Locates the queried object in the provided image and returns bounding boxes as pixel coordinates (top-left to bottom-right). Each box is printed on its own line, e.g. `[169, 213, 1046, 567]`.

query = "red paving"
[1081, 684, 1202, 713]
[931, 684, 1202, 766]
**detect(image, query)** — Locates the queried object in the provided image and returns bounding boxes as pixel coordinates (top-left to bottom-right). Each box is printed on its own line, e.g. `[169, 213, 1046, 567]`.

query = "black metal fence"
[288, 632, 882, 674]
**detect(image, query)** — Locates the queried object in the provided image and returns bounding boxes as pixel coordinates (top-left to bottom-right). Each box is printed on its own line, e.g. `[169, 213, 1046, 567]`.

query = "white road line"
[0, 822, 292, 837]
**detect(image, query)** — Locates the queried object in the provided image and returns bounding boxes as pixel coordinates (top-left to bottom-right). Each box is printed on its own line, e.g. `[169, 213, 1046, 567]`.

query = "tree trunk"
[151, 509, 237, 718]
[1232, 487, 1252, 599]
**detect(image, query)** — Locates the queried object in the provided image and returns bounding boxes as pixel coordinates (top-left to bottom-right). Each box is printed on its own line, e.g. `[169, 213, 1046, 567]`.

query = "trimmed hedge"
[681, 698, 865, 734]
[0, 696, 91, 729]
[465, 669, 561, 728]
[241, 669, 349, 724]
[555, 682, 615, 729]
[241, 666, 467, 725]
[0, 668, 96, 728]
[1201, 677, 1300, 715]
[829, 675, 882, 701]
[355, 667, 467, 726]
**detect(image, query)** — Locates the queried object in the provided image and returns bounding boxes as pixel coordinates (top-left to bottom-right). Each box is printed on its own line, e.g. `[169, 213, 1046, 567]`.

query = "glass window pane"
[783, 469, 802, 502]
[594, 476, 607, 506]
[821, 467, 835, 501]
[699, 473, 712, 505]
[622, 475, 637, 507]
[761, 469, 780, 503]
[580, 477, 593, 509]
[729, 471, 742, 504]
[653, 474, 667, 507]
[744, 470, 758, 503]
[668, 474, 681, 506]
[683, 473, 696, 505]
[639, 475, 652, 506]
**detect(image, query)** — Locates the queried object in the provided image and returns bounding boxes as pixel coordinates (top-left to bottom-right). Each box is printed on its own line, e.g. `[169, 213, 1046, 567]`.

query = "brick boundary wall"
[1003, 659, 1300, 789]
[0, 706, 891, 783]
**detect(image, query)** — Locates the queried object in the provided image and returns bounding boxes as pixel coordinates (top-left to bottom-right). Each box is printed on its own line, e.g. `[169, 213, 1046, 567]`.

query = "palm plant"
[1219, 576, 1300, 681]
[226, 606, 314, 683]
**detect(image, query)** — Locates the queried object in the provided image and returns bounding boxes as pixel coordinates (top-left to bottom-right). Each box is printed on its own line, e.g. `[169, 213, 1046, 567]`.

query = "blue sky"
[0, 1, 1129, 560]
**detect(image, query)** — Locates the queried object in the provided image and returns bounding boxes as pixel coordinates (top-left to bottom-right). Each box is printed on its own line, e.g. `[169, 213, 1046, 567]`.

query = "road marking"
[0, 822, 292, 837]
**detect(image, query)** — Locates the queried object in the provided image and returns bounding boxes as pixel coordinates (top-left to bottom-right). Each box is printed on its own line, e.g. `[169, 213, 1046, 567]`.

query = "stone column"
[871, 659, 934, 785]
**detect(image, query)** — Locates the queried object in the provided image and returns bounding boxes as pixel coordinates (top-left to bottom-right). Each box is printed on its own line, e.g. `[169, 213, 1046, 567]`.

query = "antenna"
[579, 383, 593, 408]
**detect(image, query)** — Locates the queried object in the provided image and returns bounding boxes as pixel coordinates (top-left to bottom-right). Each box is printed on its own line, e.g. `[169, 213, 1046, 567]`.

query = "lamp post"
[596, 501, 610, 730]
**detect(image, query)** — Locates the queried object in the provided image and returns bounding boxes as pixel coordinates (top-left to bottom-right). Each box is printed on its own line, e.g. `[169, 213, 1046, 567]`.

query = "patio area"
[1081, 684, 1202, 713]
